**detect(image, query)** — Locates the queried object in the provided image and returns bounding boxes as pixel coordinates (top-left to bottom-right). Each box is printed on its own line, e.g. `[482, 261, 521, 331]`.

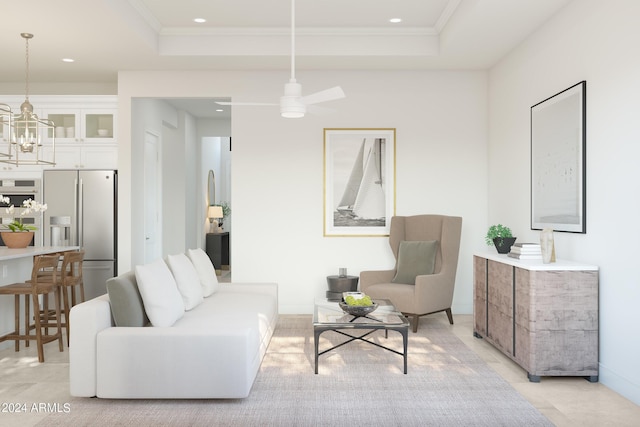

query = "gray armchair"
[360, 214, 462, 332]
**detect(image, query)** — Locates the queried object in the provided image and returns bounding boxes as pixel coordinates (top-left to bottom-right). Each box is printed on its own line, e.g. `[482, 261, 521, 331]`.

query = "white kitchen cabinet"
[42, 108, 115, 143]
[42, 143, 117, 170]
[0, 95, 117, 170]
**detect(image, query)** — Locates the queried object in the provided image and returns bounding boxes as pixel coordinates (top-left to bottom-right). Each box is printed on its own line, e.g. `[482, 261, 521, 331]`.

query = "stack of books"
[508, 243, 542, 260]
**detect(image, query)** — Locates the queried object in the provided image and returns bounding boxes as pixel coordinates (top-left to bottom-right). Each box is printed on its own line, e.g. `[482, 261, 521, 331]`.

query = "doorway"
[144, 130, 161, 263]
[132, 97, 231, 267]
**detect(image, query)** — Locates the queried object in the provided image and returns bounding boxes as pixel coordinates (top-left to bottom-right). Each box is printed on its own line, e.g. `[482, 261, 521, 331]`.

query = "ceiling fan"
[216, 0, 345, 118]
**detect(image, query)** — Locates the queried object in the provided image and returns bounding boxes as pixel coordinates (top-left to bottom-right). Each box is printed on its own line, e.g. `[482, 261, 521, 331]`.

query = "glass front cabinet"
[0, 95, 117, 170]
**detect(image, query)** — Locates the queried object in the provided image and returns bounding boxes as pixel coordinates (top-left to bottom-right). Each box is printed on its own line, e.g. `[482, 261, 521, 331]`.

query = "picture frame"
[323, 128, 396, 236]
[531, 81, 586, 233]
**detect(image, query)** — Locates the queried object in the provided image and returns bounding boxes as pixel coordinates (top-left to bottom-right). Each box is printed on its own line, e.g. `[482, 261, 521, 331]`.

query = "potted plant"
[485, 224, 516, 254]
[0, 196, 48, 248]
[215, 202, 231, 229]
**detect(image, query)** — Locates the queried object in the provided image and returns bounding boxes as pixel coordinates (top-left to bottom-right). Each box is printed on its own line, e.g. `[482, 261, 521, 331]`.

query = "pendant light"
[0, 33, 56, 166]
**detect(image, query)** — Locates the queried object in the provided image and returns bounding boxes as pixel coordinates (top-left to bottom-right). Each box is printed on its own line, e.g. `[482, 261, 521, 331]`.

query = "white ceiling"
[0, 0, 572, 117]
[0, 0, 574, 82]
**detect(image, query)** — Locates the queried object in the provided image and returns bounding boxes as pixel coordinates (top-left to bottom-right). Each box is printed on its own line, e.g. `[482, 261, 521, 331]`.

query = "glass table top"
[313, 298, 409, 327]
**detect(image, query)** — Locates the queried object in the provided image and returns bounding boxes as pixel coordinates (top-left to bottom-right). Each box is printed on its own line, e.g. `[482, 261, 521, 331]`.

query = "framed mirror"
[207, 169, 216, 206]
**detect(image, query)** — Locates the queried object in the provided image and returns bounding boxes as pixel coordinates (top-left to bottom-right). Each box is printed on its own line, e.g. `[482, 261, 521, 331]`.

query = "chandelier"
[0, 33, 56, 166]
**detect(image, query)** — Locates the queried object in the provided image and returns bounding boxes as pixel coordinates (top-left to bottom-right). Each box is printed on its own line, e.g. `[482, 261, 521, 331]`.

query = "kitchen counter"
[0, 246, 80, 261]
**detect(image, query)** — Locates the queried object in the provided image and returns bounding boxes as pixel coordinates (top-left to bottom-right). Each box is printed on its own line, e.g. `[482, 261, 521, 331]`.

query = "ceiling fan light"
[280, 95, 306, 118]
[281, 111, 305, 119]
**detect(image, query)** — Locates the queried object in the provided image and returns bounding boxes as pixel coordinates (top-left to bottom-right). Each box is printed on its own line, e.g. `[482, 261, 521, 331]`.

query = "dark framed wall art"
[531, 81, 586, 233]
[323, 128, 396, 237]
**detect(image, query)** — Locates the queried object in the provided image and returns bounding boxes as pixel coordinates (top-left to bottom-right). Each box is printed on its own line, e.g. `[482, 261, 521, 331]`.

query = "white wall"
[118, 69, 489, 316]
[488, 0, 640, 405]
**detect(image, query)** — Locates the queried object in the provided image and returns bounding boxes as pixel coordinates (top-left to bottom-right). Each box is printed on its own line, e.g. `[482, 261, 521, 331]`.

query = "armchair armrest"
[360, 269, 395, 293]
[414, 272, 454, 313]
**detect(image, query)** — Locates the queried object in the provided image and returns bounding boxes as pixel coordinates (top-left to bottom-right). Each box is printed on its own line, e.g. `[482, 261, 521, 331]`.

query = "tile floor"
[0, 313, 639, 426]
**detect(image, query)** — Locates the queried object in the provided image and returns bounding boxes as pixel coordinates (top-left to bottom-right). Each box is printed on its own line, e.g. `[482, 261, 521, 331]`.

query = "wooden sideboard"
[473, 252, 599, 382]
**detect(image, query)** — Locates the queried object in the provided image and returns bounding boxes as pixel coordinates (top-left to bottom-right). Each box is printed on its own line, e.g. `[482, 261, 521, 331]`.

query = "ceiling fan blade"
[301, 86, 346, 105]
[215, 101, 277, 106]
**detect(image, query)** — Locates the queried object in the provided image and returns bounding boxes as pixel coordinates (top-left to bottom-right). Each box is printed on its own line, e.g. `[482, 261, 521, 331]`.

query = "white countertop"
[0, 246, 81, 261]
[475, 251, 599, 271]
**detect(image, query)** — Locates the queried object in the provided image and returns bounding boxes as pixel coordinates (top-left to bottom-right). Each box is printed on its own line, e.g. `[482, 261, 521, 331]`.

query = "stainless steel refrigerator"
[43, 170, 117, 300]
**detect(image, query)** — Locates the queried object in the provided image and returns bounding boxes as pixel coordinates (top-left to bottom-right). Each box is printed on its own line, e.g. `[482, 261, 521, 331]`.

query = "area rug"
[40, 315, 552, 426]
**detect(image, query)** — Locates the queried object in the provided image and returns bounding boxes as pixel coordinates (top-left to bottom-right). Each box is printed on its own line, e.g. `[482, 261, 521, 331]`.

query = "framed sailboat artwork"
[323, 128, 396, 236]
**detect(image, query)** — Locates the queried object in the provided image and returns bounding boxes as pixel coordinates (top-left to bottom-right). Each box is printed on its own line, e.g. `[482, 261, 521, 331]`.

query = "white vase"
[540, 228, 556, 264]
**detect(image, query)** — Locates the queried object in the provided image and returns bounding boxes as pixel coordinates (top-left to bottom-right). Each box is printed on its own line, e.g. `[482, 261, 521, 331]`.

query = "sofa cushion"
[391, 240, 438, 285]
[135, 259, 185, 327]
[106, 271, 150, 327]
[167, 253, 204, 310]
[187, 248, 219, 297]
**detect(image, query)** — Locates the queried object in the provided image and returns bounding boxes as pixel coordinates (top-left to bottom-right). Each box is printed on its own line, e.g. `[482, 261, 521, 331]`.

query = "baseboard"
[599, 363, 640, 406]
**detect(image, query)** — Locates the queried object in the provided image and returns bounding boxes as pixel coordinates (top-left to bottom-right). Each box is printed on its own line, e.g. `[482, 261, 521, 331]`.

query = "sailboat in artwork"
[336, 138, 386, 219]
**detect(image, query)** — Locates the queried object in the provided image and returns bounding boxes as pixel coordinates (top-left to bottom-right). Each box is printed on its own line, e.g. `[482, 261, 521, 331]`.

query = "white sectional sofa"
[69, 249, 278, 399]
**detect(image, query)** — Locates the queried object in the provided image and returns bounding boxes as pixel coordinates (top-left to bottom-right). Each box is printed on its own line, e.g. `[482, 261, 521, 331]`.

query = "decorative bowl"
[97, 129, 109, 137]
[339, 301, 378, 317]
[342, 291, 364, 300]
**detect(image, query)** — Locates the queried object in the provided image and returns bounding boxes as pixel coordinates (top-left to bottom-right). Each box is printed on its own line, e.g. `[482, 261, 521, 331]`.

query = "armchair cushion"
[391, 240, 438, 285]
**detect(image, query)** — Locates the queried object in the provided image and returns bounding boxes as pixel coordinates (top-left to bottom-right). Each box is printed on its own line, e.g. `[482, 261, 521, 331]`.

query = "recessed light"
[216, 109, 224, 112]
[193, 18, 206, 23]
[389, 18, 402, 23]
[62, 58, 75, 63]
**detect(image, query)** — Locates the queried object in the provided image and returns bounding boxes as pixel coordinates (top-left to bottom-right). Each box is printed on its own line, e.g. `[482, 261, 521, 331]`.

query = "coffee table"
[313, 298, 410, 374]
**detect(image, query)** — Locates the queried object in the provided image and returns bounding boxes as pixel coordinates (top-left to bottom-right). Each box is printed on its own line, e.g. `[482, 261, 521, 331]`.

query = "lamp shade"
[207, 205, 223, 219]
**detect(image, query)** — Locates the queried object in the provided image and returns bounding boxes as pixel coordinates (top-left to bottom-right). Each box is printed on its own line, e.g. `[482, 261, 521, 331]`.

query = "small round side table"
[325, 275, 359, 301]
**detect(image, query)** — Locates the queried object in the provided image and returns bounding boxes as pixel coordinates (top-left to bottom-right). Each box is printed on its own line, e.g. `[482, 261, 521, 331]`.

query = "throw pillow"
[391, 240, 439, 285]
[186, 248, 220, 297]
[167, 253, 204, 310]
[134, 258, 185, 327]
[106, 271, 150, 327]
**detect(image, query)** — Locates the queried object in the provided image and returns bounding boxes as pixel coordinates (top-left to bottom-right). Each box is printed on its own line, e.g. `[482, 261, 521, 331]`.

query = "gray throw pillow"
[106, 271, 150, 327]
[391, 240, 439, 285]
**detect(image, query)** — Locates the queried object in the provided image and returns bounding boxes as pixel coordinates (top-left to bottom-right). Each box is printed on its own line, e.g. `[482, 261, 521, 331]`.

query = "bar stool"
[58, 251, 85, 345]
[33, 250, 85, 346]
[0, 255, 64, 362]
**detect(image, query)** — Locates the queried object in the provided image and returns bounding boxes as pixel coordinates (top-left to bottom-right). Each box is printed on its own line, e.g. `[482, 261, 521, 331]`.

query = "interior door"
[144, 131, 161, 263]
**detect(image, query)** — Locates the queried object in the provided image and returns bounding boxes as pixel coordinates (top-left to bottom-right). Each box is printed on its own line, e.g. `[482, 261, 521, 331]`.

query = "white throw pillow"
[134, 259, 185, 327]
[167, 253, 204, 310]
[186, 248, 219, 297]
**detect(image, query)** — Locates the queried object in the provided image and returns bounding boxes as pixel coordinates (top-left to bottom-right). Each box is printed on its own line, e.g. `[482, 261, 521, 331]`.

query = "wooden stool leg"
[31, 292, 45, 363]
[43, 294, 49, 335]
[62, 285, 71, 346]
[14, 295, 20, 352]
[24, 295, 30, 348]
[53, 288, 63, 352]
